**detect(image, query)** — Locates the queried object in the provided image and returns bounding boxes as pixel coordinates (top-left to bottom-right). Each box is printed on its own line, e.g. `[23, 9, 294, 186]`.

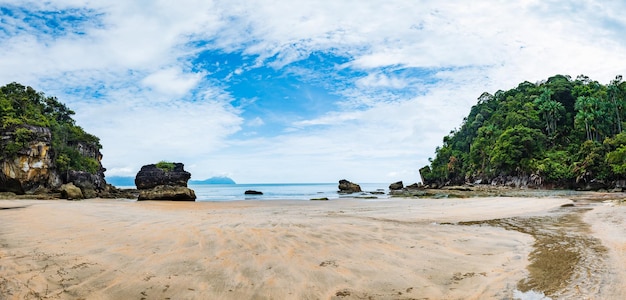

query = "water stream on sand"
[453, 205, 609, 299]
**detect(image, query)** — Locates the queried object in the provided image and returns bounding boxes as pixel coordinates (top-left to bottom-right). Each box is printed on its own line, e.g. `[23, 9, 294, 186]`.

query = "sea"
[117, 183, 391, 201]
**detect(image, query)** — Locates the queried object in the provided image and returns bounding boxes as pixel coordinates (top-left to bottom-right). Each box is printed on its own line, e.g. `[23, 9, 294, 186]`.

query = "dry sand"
[0, 197, 623, 299]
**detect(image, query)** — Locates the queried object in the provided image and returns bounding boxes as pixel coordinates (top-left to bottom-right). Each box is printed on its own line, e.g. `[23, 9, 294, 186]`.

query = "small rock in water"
[310, 197, 329, 201]
[244, 190, 263, 195]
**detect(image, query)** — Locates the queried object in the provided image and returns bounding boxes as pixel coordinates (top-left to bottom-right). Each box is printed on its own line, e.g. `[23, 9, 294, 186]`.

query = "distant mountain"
[106, 176, 136, 187]
[189, 176, 236, 184]
[106, 175, 236, 187]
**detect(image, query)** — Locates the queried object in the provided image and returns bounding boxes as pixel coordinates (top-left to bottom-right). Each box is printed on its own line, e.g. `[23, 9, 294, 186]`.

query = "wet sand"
[0, 197, 623, 299]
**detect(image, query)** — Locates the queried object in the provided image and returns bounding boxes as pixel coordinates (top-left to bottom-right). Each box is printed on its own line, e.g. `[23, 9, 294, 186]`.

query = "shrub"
[156, 161, 175, 172]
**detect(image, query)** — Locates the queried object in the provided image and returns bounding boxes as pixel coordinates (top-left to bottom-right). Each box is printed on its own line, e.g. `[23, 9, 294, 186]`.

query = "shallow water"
[456, 206, 609, 299]
[189, 183, 389, 201]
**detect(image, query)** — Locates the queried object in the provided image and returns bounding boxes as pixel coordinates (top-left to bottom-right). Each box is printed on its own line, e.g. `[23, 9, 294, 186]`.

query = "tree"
[534, 88, 565, 137]
[1, 82, 102, 174]
[608, 75, 624, 134]
[490, 125, 545, 175]
[423, 74, 626, 187]
[575, 96, 607, 141]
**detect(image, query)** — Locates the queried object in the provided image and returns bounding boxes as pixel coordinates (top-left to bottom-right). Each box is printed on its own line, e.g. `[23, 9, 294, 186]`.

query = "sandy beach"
[0, 197, 624, 299]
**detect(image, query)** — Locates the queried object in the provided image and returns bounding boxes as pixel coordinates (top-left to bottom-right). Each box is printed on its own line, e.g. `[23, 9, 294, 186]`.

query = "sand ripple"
[0, 197, 623, 299]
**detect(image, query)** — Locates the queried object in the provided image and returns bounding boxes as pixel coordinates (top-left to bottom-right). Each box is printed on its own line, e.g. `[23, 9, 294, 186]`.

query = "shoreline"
[1, 197, 624, 299]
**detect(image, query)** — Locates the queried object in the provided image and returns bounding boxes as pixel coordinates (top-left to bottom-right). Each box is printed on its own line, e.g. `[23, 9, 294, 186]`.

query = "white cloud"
[73, 89, 243, 177]
[141, 68, 202, 96]
[247, 117, 265, 127]
[1, 0, 625, 183]
[356, 73, 409, 89]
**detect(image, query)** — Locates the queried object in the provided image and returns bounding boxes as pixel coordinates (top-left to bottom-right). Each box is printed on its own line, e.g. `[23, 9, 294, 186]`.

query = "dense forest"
[420, 74, 626, 189]
[0, 82, 101, 174]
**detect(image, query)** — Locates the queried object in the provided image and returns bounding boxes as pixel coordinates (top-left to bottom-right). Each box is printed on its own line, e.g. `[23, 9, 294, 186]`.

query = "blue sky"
[1, 1, 625, 183]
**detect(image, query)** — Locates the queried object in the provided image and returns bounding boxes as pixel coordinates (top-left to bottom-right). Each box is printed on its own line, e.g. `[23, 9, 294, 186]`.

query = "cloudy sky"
[1, 1, 625, 183]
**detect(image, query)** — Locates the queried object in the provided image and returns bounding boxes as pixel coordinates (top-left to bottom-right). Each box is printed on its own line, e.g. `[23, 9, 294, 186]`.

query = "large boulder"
[338, 179, 362, 194]
[138, 185, 196, 201]
[59, 183, 84, 200]
[135, 163, 196, 201]
[66, 170, 107, 199]
[389, 181, 404, 190]
[135, 163, 191, 189]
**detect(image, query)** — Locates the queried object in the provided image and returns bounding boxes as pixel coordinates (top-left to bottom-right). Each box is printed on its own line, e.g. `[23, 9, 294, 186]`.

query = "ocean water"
[191, 183, 391, 201]
[118, 183, 391, 201]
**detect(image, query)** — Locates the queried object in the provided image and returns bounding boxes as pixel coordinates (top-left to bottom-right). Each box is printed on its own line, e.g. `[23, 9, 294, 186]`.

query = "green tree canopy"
[0, 82, 101, 174]
[423, 74, 626, 186]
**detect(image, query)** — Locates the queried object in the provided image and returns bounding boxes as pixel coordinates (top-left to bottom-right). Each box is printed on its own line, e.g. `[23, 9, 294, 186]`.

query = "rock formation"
[135, 163, 196, 201]
[0, 125, 62, 194]
[137, 185, 196, 201]
[338, 179, 362, 194]
[135, 163, 191, 189]
[389, 181, 404, 190]
[0, 83, 108, 199]
[244, 190, 263, 195]
[59, 183, 84, 200]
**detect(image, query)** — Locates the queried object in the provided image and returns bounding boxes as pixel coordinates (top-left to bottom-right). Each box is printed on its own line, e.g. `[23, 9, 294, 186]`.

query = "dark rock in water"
[138, 185, 196, 201]
[135, 163, 195, 201]
[245, 190, 263, 195]
[135, 163, 191, 189]
[338, 179, 362, 193]
[310, 197, 329, 201]
[389, 181, 404, 190]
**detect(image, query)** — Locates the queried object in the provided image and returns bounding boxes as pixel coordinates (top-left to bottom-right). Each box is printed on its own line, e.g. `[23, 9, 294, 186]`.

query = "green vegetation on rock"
[0, 82, 101, 174]
[422, 74, 626, 188]
[155, 161, 176, 172]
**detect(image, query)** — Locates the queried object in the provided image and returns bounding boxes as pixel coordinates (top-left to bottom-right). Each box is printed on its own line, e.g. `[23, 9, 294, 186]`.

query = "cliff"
[0, 82, 108, 198]
[0, 125, 61, 194]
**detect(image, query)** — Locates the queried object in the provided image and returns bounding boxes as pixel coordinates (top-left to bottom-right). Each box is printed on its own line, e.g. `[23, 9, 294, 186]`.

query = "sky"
[1, 1, 625, 183]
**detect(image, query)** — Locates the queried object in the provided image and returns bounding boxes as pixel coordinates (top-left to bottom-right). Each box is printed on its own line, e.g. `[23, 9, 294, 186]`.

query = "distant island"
[189, 176, 236, 185]
[106, 176, 236, 187]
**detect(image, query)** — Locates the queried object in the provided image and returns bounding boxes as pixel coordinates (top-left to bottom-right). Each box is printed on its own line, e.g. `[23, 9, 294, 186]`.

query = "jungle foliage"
[422, 74, 626, 186]
[0, 82, 101, 174]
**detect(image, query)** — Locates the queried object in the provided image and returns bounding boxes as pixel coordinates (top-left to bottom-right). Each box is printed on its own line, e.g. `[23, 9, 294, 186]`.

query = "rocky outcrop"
[389, 181, 404, 190]
[389, 182, 426, 196]
[244, 190, 263, 195]
[0, 84, 108, 199]
[338, 179, 362, 194]
[66, 170, 107, 199]
[135, 163, 196, 201]
[135, 163, 191, 189]
[59, 183, 84, 200]
[0, 125, 62, 194]
[137, 185, 196, 201]
[0, 125, 108, 198]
